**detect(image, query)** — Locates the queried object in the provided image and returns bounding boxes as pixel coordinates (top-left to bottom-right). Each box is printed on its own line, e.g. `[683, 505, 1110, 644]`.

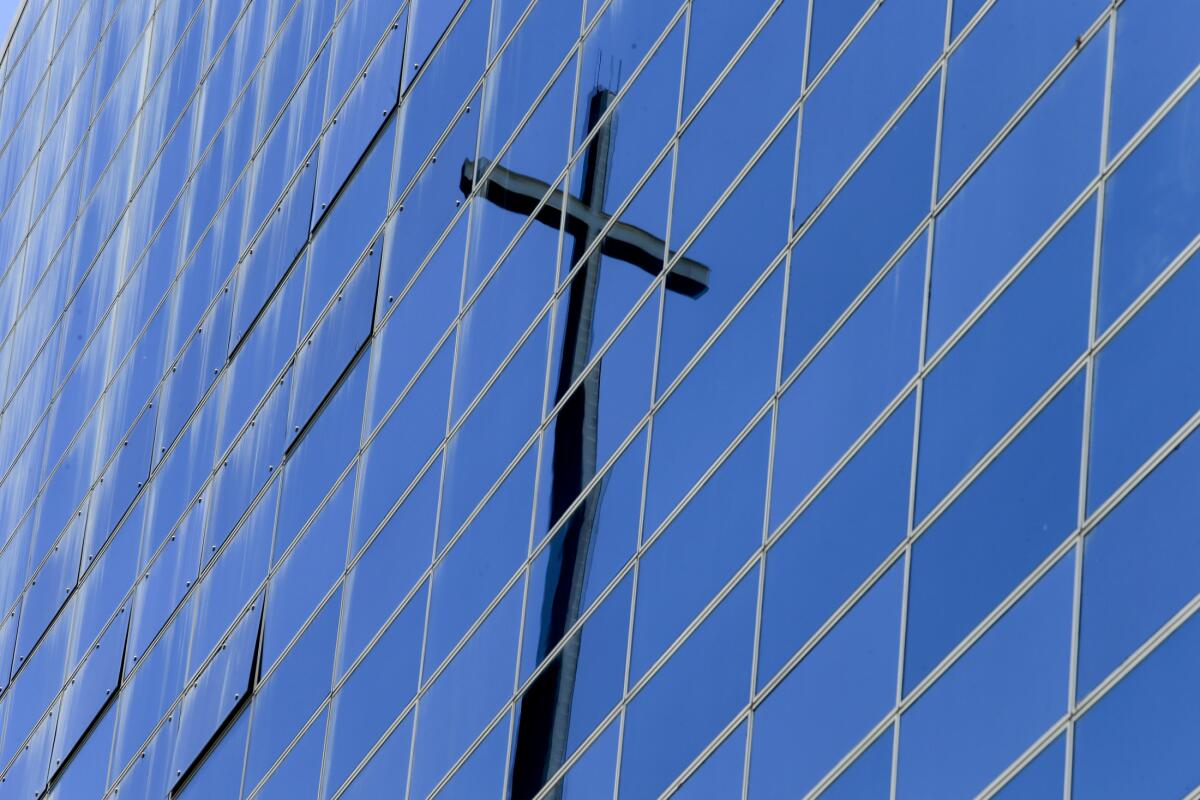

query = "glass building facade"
[0, 0, 1196, 797]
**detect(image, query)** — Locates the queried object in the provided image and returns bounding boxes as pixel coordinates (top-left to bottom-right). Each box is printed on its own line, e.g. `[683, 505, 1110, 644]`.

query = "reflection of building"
[0, 0, 1196, 798]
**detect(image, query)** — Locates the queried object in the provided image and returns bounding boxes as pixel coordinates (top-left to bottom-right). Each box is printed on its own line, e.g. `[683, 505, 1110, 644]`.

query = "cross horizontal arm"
[461, 157, 710, 297]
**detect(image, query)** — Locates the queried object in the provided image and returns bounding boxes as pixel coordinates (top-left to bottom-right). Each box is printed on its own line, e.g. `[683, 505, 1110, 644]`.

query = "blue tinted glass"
[795, 0, 942, 222]
[252, 708, 327, 800]
[432, 712, 510, 799]
[1072, 607, 1200, 799]
[244, 590, 339, 792]
[927, 31, 1105, 353]
[897, 552, 1074, 800]
[262, 467, 355, 673]
[645, 268, 781, 533]
[394, 0, 489, 198]
[368, 217, 464, 433]
[774, 235, 923, 512]
[785, 79, 938, 370]
[338, 712, 413, 800]
[424, 449, 535, 677]
[556, 719, 619, 799]
[904, 376, 1082, 693]
[814, 727, 894, 800]
[915, 198, 1093, 518]
[439, 319, 547, 538]
[288, 242, 379, 442]
[323, 583, 424, 799]
[750, 562, 902, 798]
[940, 0, 1105, 195]
[1088, 251, 1200, 512]
[171, 600, 260, 785]
[340, 477, 437, 677]
[355, 336, 453, 544]
[521, 430, 643, 680]
[410, 582, 523, 800]
[1078, 426, 1200, 697]
[1108, 0, 1200, 156]
[45, 703, 116, 800]
[806, 0, 873, 78]
[682, 0, 776, 114]
[314, 12, 406, 222]
[631, 418, 767, 682]
[377, 95, 473, 325]
[189, 482, 275, 676]
[304, 116, 394, 333]
[1099, 81, 1200, 332]
[509, 574, 631, 800]
[993, 735, 1065, 800]
[274, 353, 368, 559]
[52, 612, 126, 773]
[453, 218, 559, 421]
[760, 397, 912, 687]
[672, 0, 804, 248]
[658, 124, 792, 392]
[671, 722, 746, 799]
[619, 568, 757, 799]
[950, 0, 986, 39]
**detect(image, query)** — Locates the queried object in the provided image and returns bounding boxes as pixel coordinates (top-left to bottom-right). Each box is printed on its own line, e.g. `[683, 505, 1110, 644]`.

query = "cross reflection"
[461, 88, 710, 797]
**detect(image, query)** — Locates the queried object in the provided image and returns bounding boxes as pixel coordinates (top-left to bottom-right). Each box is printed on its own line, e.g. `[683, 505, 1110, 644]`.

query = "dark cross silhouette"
[461, 88, 709, 800]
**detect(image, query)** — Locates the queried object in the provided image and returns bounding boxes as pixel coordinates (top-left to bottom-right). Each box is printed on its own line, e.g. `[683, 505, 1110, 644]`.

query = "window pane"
[993, 735, 1065, 800]
[939, 0, 1105, 195]
[896, 553, 1074, 800]
[631, 418, 768, 682]
[1072, 607, 1200, 799]
[1078, 426, 1200, 698]
[927, 31, 1105, 354]
[1088, 251, 1200, 512]
[904, 376, 1082, 693]
[814, 727, 893, 800]
[619, 568, 756, 799]
[645, 267, 781, 534]
[795, 0, 942, 222]
[1099, 81, 1200, 332]
[773, 234, 923, 515]
[916, 197, 1093, 519]
[1108, 0, 1200, 156]
[749, 562, 902, 798]
[672, 0, 803, 249]
[671, 721, 746, 799]
[760, 396, 912, 687]
[784, 78, 938, 372]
